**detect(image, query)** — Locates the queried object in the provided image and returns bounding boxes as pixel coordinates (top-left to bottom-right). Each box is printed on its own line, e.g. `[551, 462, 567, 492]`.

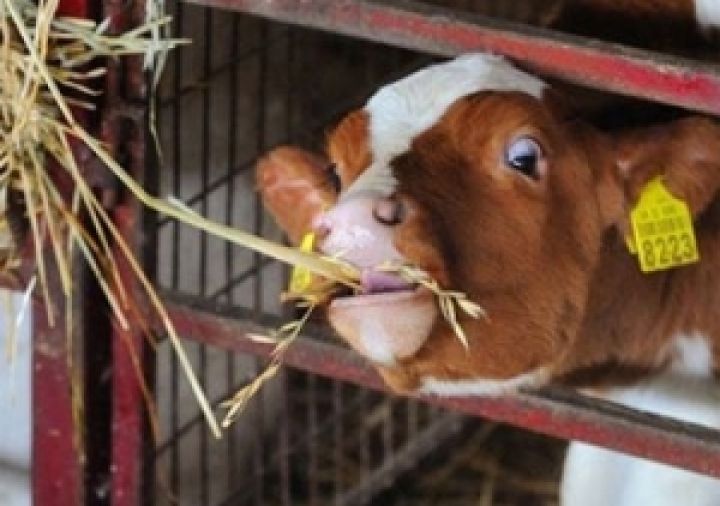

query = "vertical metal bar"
[360, 390, 371, 477]
[383, 401, 393, 463]
[285, 26, 295, 143]
[198, 6, 213, 505]
[30, 4, 88, 506]
[279, 27, 293, 506]
[253, 22, 268, 319]
[170, 0, 183, 295]
[252, 357, 265, 506]
[279, 371, 292, 506]
[32, 300, 82, 506]
[169, 1, 184, 500]
[252, 19, 270, 506]
[110, 204, 147, 506]
[307, 374, 318, 505]
[408, 399, 419, 439]
[333, 381, 343, 505]
[225, 11, 240, 496]
[105, 0, 153, 501]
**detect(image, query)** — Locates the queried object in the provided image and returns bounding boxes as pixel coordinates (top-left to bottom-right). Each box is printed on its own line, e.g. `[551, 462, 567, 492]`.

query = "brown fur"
[256, 146, 336, 243]
[258, 90, 720, 393]
[326, 110, 372, 187]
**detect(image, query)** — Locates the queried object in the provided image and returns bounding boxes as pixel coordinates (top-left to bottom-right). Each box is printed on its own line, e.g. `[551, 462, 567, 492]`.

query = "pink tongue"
[361, 269, 413, 294]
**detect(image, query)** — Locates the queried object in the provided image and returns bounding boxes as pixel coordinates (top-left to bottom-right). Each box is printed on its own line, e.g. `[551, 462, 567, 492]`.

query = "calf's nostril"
[312, 214, 332, 239]
[373, 197, 404, 226]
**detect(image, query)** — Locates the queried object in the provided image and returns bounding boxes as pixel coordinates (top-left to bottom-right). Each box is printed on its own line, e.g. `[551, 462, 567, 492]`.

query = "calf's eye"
[505, 136, 546, 179]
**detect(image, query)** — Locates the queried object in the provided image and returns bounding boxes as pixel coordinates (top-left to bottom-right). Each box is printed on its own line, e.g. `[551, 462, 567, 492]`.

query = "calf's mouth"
[328, 267, 438, 363]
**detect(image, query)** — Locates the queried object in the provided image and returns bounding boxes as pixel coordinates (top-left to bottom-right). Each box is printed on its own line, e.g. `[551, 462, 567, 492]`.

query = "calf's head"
[257, 54, 720, 393]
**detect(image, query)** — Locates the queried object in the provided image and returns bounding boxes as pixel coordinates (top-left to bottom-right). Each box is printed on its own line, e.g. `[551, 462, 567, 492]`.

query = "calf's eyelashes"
[373, 195, 405, 226]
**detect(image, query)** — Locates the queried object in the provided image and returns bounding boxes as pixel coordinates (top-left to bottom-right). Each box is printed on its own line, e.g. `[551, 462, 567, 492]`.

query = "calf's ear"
[613, 117, 720, 227]
[256, 146, 337, 244]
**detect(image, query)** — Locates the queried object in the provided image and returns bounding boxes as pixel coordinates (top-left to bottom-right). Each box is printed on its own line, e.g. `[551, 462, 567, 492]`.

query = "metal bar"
[210, 258, 274, 304]
[332, 380, 343, 505]
[31, 1, 89, 504]
[109, 206, 147, 506]
[306, 373, 319, 506]
[104, 1, 153, 504]
[186, 0, 720, 115]
[224, 11, 240, 495]
[360, 390, 371, 477]
[407, 399, 418, 439]
[280, 370, 292, 506]
[254, 22, 270, 506]
[340, 412, 465, 505]
[164, 301, 720, 479]
[198, 6, 213, 505]
[382, 400, 393, 464]
[252, 358, 266, 506]
[169, 1, 185, 499]
[253, 21, 269, 319]
[32, 298, 82, 506]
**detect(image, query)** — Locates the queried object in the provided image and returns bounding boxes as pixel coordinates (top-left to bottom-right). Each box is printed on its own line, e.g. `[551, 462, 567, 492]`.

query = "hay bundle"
[0, 0, 228, 434]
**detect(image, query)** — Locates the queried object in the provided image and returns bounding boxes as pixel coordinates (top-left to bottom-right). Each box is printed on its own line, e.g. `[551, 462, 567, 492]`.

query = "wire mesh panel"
[150, 2, 564, 505]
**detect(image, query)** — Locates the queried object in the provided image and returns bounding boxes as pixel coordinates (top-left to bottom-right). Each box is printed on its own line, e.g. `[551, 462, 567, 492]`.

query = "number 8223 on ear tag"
[628, 178, 699, 273]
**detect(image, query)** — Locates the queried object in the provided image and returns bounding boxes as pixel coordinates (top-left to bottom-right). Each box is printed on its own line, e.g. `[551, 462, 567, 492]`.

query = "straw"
[0, 0, 222, 436]
[221, 304, 316, 428]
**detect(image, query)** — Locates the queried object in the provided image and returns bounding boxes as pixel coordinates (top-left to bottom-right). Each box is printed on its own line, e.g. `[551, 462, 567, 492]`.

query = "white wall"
[0, 289, 32, 506]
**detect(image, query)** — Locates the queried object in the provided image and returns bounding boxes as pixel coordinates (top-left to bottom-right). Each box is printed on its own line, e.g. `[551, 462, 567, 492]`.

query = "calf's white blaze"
[342, 54, 547, 201]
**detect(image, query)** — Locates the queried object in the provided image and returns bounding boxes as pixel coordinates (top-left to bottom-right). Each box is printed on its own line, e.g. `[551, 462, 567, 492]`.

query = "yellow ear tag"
[289, 233, 316, 293]
[627, 177, 699, 273]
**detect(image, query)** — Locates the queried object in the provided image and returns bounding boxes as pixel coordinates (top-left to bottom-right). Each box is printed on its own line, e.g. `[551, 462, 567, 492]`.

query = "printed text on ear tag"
[627, 177, 699, 273]
[289, 233, 316, 293]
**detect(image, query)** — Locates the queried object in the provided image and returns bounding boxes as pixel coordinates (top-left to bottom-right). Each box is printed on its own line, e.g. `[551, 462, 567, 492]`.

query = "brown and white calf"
[258, 53, 720, 505]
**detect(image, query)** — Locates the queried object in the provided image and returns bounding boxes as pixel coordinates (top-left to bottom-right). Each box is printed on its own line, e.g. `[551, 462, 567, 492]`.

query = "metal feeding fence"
[24, 1, 720, 505]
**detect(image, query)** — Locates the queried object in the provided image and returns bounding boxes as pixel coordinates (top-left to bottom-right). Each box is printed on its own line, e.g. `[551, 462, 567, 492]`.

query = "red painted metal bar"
[164, 301, 720, 479]
[110, 204, 147, 506]
[187, 0, 720, 115]
[31, 4, 89, 506]
[32, 298, 83, 506]
[103, 0, 153, 502]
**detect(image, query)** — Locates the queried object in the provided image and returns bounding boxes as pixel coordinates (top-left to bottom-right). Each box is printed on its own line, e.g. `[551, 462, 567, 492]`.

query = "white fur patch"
[342, 54, 547, 201]
[563, 440, 720, 506]
[563, 371, 720, 506]
[419, 368, 548, 397]
[669, 334, 714, 377]
[563, 333, 720, 506]
[695, 0, 720, 33]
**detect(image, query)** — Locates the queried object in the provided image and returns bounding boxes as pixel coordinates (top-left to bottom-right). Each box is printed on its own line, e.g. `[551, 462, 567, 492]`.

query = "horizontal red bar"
[165, 301, 720, 479]
[188, 0, 720, 115]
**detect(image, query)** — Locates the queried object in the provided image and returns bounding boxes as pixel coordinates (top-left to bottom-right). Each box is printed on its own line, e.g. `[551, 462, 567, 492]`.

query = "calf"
[258, 54, 720, 504]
